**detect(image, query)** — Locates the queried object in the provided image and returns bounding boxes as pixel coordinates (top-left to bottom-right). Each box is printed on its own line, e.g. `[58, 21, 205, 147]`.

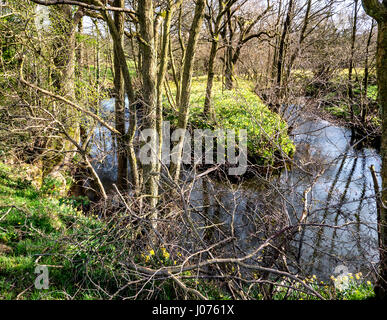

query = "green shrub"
[164, 77, 295, 166]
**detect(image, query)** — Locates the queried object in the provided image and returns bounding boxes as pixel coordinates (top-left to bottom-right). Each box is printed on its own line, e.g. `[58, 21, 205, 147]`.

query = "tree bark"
[203, 0, 224, 119]
[156, 0, 181, 174]
[362, 0, 387, 300]
[46, 6, 83, 176]
[99, 3, 140, 192]
[203, 37, 219, 119]
[138, 0, 159, 214]
[348, 0, 359, 126]
[113, 0, 128, 190]
[285, 0, 311, 81]
[362, 19, 375, 122]
[276, 0, 293, 93]
[169, 0, 206, 182]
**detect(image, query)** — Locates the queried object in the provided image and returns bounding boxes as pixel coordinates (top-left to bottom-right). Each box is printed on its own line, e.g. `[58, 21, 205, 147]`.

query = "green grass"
[164, 77, 295, 166]
[81, 60, 137, 85]
[0, 162, 105, 299]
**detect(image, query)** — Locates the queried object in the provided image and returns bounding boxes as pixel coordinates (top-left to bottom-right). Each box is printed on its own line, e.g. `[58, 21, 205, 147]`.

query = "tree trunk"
[101, 8, 140, 192]
[203, 33, 220, 120]
[362, 19, 375, 122]
[138, 0, 159, 215]
[362, 0, 387, 300]
[46, 6, 82, 176]
[224, 9, 234, 90]
[286, 0, 311, 81]
[276, 0, 293, 94]
[113, 0, 128, 190]
[348, 0, 359, 125]
[376, 20, 387, 300]
[156, 1, 179, 174]
[169, 0, 206, 182]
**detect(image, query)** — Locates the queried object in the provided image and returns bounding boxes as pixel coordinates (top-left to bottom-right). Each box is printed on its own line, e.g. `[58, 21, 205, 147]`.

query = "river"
[91, 100, 381, 281]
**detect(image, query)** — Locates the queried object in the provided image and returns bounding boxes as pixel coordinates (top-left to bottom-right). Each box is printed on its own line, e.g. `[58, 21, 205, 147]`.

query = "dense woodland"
[0, 0, 387, 300]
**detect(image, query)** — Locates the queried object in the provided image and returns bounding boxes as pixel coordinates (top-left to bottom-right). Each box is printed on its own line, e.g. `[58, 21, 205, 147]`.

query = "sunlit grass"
[164, 77, 295, 165]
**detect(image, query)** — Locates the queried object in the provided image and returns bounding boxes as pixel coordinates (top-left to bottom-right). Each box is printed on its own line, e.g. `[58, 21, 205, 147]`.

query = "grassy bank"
[300, 68, 381, 127]
[164, 77, 296, 166]
[0, 161, 102, 299]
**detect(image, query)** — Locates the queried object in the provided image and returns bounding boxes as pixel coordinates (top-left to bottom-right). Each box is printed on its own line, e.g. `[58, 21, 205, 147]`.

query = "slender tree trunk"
[348, 0, 359, 127]
[203, 38, 218, 119]
[362, 19, 375, 122]
[138, 0, 159, 214]
[286, 0, 311, 80]
[113, 0, 128, 190]
[46, 6, 82, 176]
[271, 0, 282, 85]
[276, 0, 293, 93]
[169, 0, 206, 182]
[362, 0, 387, 300]
[203, 0, 235, 116]
[101, 8, 140, 192]
[224, 9, 234, 90]
[156, 1, 179, 174]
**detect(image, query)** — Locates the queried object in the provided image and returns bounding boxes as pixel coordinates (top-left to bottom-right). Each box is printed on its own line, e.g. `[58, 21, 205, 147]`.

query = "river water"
[92, 100, 381, 281]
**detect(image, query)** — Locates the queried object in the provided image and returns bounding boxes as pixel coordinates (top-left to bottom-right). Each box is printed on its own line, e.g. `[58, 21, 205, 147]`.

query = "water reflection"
[285, 116, 380, 279]
[92, 100, 381, 280]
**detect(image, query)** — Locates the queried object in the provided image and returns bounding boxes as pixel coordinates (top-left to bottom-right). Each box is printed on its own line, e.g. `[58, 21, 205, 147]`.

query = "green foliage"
[40, 176, 63, 197]
[255, 274, 375, 300]
[164, 77, 295, 165]
[367, 85, 378, 101]
[0, 161, 99, 299]
[59, 195, 90, 209]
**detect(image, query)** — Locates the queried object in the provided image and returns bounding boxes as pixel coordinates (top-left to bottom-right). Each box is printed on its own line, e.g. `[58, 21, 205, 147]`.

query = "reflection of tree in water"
[296, 143, 379, 279]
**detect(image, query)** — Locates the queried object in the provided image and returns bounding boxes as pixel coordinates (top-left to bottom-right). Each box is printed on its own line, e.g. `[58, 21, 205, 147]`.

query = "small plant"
[40, 176, 63, 196]
[59, 195, 90, 209]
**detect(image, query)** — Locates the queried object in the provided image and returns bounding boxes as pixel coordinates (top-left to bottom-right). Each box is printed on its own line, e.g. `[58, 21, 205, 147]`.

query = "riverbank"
[164, 77, 296, 167]
[0, 156, 376, 300]
[302, 70, 381, 149]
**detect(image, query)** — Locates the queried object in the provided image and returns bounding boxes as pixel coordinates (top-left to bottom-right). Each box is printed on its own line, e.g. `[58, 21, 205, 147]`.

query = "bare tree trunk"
[362, 0, 387, 300]
[349, 0, 359, 125]
[204, 0, 237, 117]
[169, 0, 206, 182]
[46, 6, 83, 176]
[362, 19, 375, 122]
[224, 8, 234, 90]
[203, 33, 220, 119]
[276, 0, 293, 95]
[156, 0, 180, 174]
[113, 0, 128, 190]
[100, 7, 140, 192]
[376, 19, 387, 300]
[138, 0, 159, 215]
[286, 0, 311, 80]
